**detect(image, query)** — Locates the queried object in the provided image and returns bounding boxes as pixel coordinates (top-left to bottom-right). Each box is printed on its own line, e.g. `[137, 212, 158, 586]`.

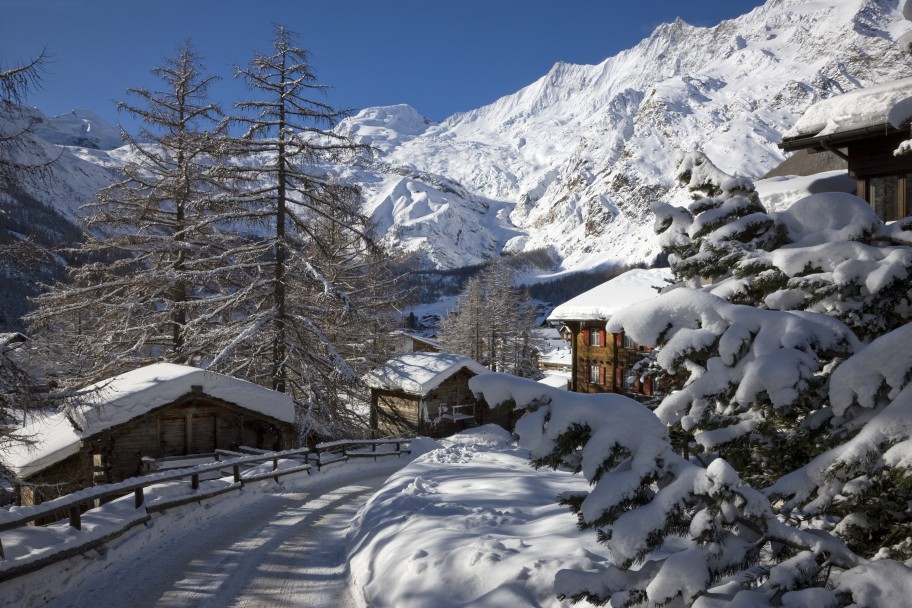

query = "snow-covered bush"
[470, 374, 862, 606]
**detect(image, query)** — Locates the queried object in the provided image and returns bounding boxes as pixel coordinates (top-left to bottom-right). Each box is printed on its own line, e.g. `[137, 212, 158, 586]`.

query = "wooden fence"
[0, 439, 410, 582]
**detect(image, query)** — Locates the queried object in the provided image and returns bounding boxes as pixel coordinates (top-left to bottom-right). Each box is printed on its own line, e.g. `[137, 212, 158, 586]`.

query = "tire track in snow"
[43, 469, 388, 608]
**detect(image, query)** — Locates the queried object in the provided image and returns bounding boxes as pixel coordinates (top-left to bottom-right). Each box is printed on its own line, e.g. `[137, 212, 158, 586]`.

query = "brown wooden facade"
[19, 391, 295, 506]
[370, 368, 513, 438]
[781, 125, 912, 221]
[564, 320, 662, 399]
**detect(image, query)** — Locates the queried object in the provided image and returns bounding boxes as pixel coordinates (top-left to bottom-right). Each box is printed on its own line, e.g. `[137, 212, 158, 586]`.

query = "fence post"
[192, 473, 199, 490]
[0, 537, 5, 560]
[272, 457, 279, 483]
[69, 505, 81, 530]
[135, 488, 145, 509]
[233, 464, 240, 483]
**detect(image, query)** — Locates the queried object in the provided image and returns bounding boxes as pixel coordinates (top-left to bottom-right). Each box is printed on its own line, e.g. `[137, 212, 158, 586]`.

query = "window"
[622, 334, 636, 349]
[870, 175, 900, 221]
[589, 364, 601, 385]
[588, 329, 603, 347]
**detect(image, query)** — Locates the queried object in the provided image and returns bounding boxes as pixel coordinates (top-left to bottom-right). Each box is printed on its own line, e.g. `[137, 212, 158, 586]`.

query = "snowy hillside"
[337, 0, 912, 271]
[5, 0, 912, 278]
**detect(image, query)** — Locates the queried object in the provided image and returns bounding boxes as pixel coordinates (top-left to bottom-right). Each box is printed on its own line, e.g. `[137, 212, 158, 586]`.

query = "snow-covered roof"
[547, 268, 674, 322]
[783, 77, 912, 142]
[363, 352, 489, 396]
[3, 363, 296, 479]
[538, 373, 570, 390]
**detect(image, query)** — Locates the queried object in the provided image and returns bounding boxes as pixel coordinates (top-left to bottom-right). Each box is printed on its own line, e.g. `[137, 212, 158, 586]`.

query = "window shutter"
[600, 329, 607, 347]
[582, 328, 590, 343]
[615, 332, 623, 348]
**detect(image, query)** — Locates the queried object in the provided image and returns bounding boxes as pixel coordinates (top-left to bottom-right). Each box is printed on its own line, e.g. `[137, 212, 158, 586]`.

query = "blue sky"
[2, 0, 767, 133]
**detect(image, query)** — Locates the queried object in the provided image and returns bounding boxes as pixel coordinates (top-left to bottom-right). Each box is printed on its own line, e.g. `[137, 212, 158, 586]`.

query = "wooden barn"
[2, 362, 296, 506]
[779, 77, 912, 221]
[364, 352, 510, 438]
[548, 268, 673, 398]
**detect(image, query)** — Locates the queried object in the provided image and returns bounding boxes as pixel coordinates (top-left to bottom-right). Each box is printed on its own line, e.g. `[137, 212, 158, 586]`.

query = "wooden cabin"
[365, 352, 511, 438]
[2, 363, 296, 506]
[547, 268, 673, 398]
[779, 77, 912, 221]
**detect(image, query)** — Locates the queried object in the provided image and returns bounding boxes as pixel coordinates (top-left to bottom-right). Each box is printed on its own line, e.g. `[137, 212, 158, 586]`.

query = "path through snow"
[41, 468, 388, 608]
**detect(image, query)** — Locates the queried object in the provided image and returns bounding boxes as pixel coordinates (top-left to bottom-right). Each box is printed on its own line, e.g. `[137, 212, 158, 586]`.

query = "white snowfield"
[12, 0, 912, 276]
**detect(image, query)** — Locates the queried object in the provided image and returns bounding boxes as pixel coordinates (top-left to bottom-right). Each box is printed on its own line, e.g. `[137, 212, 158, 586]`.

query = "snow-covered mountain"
[335, 0, 912, 272]
[7, 0, 912, 279]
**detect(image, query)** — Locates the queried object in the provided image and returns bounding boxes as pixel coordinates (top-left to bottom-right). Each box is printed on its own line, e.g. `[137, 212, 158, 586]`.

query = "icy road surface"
[43, 469, 389, 608]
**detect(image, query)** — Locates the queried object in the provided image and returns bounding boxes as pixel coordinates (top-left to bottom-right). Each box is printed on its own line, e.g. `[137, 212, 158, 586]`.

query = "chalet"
[2, 362, 296, 506]
[365, 352, 509, 437]
[547, 268, 673, 397]
[779, 77, 912, 221]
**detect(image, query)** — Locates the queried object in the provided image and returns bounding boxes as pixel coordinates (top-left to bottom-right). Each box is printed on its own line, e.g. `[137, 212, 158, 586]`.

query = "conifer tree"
[210, 24, 400, 439]
[29, 41, 230, 383]
[0, 47, 54, 190]
[0, 49, 60, 455]
[437, 263, 540, 377]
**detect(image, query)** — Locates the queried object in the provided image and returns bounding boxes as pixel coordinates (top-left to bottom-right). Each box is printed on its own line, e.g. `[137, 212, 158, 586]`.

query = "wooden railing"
[0, 439, 410, 581]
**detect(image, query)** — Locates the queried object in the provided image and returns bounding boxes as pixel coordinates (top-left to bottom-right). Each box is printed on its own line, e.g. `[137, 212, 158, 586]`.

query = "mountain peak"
[336, 104, 435, 153]
[32, 108, 122, 150]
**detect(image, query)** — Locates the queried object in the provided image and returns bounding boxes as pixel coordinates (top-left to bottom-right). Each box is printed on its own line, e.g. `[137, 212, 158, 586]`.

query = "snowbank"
[347, 426, 609, 607]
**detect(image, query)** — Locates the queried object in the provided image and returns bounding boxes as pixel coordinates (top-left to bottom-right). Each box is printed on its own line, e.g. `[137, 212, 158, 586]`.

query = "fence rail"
[0, 438, 410, 581]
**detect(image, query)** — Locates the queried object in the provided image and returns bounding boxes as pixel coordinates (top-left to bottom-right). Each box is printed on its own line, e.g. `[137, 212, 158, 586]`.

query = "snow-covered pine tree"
[469, 373, 862, 606]
[615, 153, 912, 563]
[29, 42, 231, 384]
[209, 25, 400, 440]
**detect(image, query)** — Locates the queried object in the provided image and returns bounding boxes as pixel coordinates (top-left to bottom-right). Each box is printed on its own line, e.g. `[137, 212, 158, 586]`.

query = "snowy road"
[42, 469, 389, 608]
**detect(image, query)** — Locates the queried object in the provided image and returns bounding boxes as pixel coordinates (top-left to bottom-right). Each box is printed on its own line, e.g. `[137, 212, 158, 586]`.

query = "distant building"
[533, 327, 571, 390]
[391, 330, 442, 354]
[547, 268, 673, 397]
[364, 352, 513, 437]
[780, 77, 912, 221]
[2, 363, 296, 506]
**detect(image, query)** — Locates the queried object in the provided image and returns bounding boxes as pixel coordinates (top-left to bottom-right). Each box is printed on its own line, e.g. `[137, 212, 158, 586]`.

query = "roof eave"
[779, 123, 904, 153]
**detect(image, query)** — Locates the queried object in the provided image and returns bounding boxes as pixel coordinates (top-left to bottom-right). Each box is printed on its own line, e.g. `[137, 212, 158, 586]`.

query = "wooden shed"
[2, 363, 296, 506]
[364, 352, 510, 438]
